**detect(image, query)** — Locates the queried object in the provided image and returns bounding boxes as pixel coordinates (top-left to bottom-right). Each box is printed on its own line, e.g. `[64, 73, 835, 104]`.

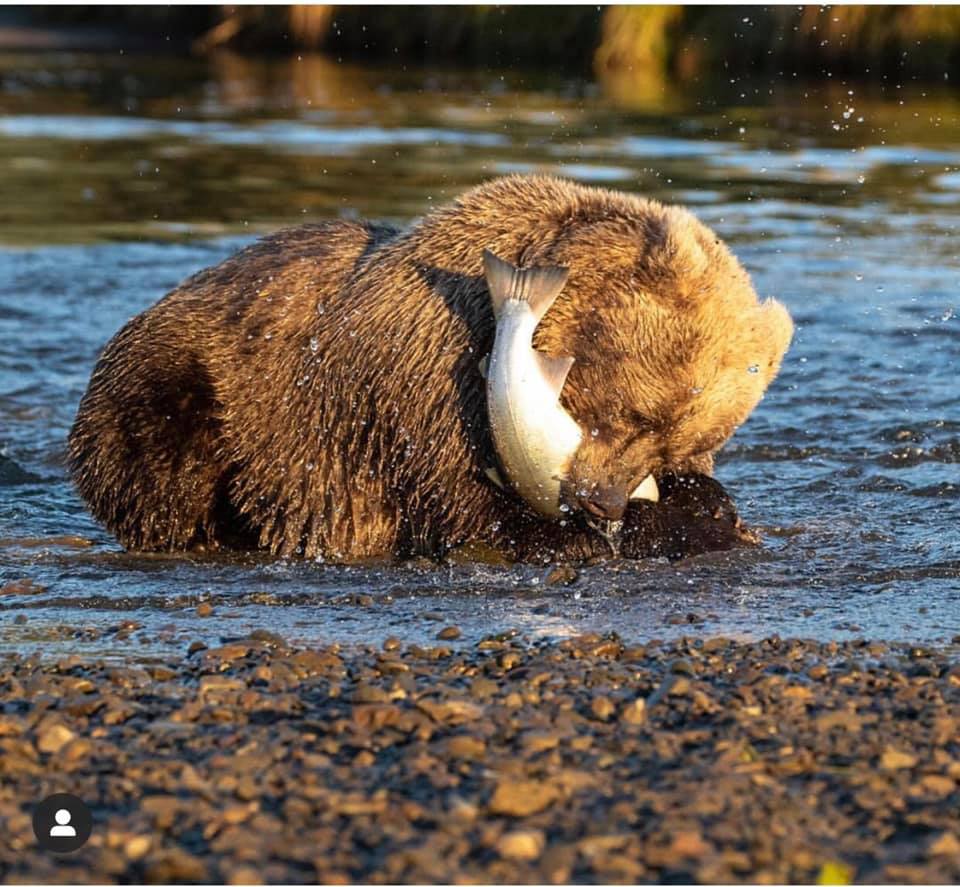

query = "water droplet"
[309, 336, 319, 353]
[747, 364, 760, 374]
[857, 174, 866, 184]
[590, 428, 599, 438]
[559, 503, 571, 513]
[690, 386, 703, 395]
[855, 273, 864, 282]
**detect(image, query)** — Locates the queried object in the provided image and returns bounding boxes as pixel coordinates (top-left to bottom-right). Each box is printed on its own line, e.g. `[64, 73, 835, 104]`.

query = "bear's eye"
[615, 418, 657, 459]
[624, 409, 654, 430]
[631, 414, 662, 442]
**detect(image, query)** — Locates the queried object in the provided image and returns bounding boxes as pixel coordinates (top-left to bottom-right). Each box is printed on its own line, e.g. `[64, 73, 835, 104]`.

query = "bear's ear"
[756, 297, 794, 382]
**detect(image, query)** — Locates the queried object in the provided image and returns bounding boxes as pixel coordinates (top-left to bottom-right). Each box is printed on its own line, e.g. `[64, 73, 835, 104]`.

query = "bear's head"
[525, 198, 793, 522]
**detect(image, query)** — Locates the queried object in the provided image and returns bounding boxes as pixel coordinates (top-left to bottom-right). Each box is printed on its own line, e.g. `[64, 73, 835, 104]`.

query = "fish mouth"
[579, 473, 660, 557]
[584, 517, 624, 557]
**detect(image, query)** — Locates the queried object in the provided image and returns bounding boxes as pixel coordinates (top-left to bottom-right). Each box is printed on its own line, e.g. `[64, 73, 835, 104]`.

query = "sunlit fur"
[69, 175, 791, 562]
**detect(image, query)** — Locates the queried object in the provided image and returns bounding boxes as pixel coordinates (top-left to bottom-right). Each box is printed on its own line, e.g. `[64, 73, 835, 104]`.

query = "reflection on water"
[0, 50, 957, 658]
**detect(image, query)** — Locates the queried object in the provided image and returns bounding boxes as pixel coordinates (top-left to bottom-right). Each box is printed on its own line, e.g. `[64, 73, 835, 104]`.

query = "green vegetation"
[31, 6, 960, 81]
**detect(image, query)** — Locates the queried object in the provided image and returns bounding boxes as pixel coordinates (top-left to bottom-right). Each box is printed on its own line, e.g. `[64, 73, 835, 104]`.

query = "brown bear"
[68, 175, 793, 563]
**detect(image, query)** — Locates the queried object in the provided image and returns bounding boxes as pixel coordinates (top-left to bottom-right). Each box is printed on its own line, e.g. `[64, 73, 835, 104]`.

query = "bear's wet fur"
[69, 175, 792, 563]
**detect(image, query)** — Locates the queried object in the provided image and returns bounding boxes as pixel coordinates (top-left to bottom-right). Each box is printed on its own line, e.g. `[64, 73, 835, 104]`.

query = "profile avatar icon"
[49, 808, 77, 837]
[33, 793, 92, 853]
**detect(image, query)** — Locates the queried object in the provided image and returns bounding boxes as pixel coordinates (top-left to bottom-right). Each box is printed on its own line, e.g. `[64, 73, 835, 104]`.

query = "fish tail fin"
[482, 249, 569, 322]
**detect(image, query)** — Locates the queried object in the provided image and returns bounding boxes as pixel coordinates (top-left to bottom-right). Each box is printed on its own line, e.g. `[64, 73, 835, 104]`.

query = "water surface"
[1, 51, 958, 659]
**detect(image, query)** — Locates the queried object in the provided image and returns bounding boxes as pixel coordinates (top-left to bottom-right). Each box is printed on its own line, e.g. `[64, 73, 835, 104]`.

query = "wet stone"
[543, 565, 578, 587]
[488, 780, 559, 817]
[496, 828, 546, 861]
[1, 636, 959, 883]
[34, 718, 76, 754]
[522, 731, 561, 754]
[590, 695, 615, 721]
[880, 746, 918, 771]
[246, 629, 288, 648]
[620, 697, 647, 725]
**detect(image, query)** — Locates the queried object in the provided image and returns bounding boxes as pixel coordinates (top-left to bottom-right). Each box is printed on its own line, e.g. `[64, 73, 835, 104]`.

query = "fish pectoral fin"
[535, 352, 575, 400]
[484, 466, 506, 490]
[482, 249, 569, 323]
[478, 355, 489, 379]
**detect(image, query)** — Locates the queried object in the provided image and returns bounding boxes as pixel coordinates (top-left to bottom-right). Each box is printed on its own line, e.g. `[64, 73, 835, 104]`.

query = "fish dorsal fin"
[482, 249, 569, 323]
[535, 352, 575, 400]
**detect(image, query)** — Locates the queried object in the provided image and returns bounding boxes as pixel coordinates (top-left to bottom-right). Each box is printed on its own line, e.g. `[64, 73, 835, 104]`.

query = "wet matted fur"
[69, 175, 792, 562]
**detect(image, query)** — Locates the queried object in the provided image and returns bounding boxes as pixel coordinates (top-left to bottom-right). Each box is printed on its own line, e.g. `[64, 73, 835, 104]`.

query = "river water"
[1, 51, 958, 659]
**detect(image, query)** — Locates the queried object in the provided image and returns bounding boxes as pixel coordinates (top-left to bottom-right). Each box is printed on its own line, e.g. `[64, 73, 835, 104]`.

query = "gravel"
[2, 633, 960, 883]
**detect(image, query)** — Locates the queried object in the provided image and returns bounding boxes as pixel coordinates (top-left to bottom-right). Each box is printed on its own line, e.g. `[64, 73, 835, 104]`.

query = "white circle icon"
[49, 809, 77, 838]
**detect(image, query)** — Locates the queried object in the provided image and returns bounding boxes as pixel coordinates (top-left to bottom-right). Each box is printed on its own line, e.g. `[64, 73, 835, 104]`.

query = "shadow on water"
[1, 50, 958, 660]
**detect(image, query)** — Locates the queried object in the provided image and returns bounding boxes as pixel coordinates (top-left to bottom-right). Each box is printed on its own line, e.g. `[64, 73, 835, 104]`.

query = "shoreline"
[2, 633, 959, 883]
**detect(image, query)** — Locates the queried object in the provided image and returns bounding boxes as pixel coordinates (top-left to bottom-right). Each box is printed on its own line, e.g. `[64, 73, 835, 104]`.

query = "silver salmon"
[482, 250, 582, 518]
[482, 250, 659, 521]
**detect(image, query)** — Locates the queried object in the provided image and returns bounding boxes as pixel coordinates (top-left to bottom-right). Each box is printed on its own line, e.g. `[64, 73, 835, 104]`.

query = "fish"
[482, 249, 659, 520]
[482, 249, 581, 518]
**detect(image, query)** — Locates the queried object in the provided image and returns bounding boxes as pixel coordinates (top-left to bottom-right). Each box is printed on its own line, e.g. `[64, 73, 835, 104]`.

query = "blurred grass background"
[24, 5, 960, 80]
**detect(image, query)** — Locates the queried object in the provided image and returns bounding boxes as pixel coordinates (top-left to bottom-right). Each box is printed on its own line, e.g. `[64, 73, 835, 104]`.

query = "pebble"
[620, 697, 647, 725]
[880, 746, 918, 771]
[2, 635, 959, 884]
[496, 829, 546, 861]
[590, 695, 615, 721]
[436, 625, 461, 641]
[488, 780, 558, 817]
[447, 735, 486, 759]
[522, 731, 561, 754]
[123, 835, 151, 861]
[498, 651, 521, 670]
[36, 722, 76, 754]
[543, 565, 578, 586]
[929, 832, 960, 856]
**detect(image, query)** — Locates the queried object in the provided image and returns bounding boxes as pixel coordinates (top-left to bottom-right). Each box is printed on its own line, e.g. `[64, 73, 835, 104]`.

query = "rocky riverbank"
[2, 631, 960, 883]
